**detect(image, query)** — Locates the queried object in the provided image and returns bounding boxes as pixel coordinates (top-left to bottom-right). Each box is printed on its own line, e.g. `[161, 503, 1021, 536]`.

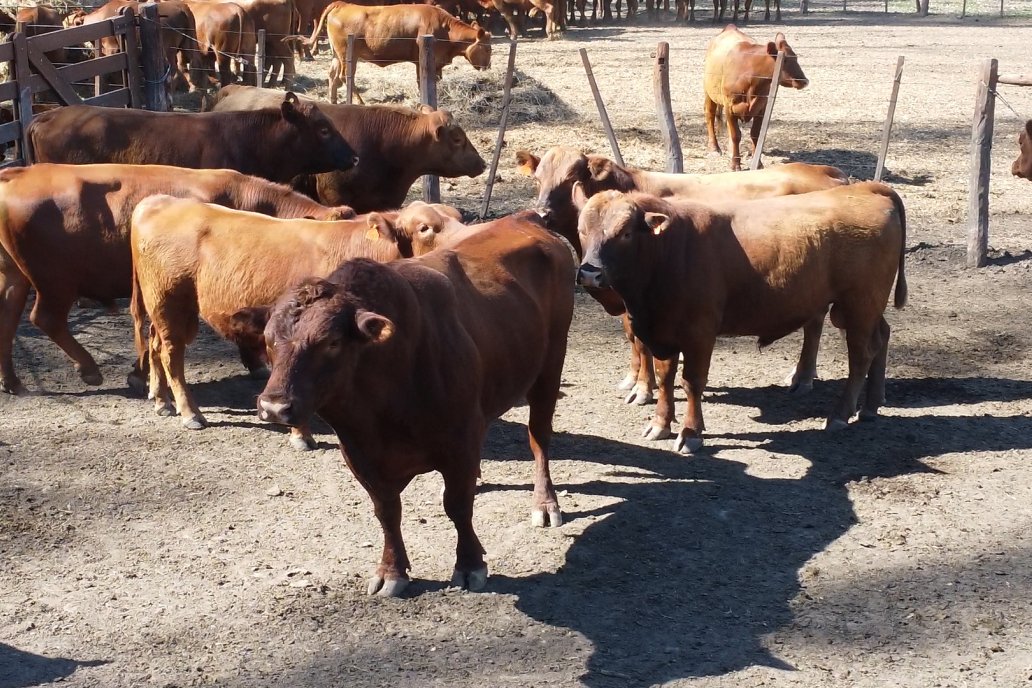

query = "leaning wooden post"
[874, 56, 905, 182]
[139, 3, 170, 111]
[418, 34, 440, 203]
[653, 42, 682, 173]
[961, 0, 967, 17]
[480, 40, 517, 219]
[345, 33, 356, 104]
[967, 58, 998, 268]
[255, 28, 266, 87]
[579, 48, 623, 165]
[749, 50, 784, 171]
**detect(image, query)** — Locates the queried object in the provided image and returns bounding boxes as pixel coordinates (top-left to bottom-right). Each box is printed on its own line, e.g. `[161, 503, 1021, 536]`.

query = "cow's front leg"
[644, 353, 678, 441]
[0, 265, 29, 394]
[366, 486, 412, 597]
[673, 337, 714, 454]
[442, 455, 488, 589]
[748, 115, 763, 168]
[785, 310, 825, 393]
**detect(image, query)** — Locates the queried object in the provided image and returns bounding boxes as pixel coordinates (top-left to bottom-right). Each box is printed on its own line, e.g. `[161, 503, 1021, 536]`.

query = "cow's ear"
[281, 92, 302, 124]
[419, 103, 436, 115]
[571, 181, 589, 211]
[643, 212, 670, 235]
[365, 212, 394, 241]
[774, 32, 787, 46]
[515, 151, 539, 176]
[355, 309, 394, 344]
[477, 27, 490, 40]
[766, 41, 778, 57]
[229, 306, 271, 335]
[588, 157, 611, 181]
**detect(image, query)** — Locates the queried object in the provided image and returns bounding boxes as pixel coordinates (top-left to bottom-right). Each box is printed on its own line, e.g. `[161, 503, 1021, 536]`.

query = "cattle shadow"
[0, 643, 108, 688]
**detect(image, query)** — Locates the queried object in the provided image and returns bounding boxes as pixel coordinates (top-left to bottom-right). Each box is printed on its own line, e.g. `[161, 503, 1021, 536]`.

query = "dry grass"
[436, 68, 579, 128]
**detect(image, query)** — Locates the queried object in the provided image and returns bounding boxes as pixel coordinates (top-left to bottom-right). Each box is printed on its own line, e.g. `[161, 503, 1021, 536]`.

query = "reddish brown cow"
[187, 1, 258, 87]
[15, 6, 86, 66]
[253, 216, 574, 595]
[703, 26, 808, 170]
[302, 3, 491, 103]
[28, 94, 357, 183]
[130, 196, 410, 449]
[211, 85, 486, 211]
[0, 164, 353, 395]
[517, 146, 849, 405]
[231, 0, 296, 86]
[292, 0, 335, 59]
[575, 182, 907, 453]
[1011, 120, 1032, 180]
[490, 0, 565, 38]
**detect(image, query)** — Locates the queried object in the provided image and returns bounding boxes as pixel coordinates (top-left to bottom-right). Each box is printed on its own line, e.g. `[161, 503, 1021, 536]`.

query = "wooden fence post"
[749, 50, 784, 171]
[580, 48, 623, 165]
[967, 58, 998, 268]
[345, 33, 356, 104]
[138, 3, 169, 111]
[875, 56, 904, 182]
[121, 7, 144, 108]
[653, 42, 682, 173]
[480, 40, 518, 219]
[961, 0, 967, 17]
[418, 34, 440, 203]
[255, 29, 265, 88]
[12, 31, 34, 164]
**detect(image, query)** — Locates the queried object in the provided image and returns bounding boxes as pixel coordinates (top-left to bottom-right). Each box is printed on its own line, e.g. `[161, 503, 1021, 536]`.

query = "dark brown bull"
[211, 85, 486, 212]
[574, 182, 907, 453]
[27, 94, 357, 183]
[253, 215, 574, 595]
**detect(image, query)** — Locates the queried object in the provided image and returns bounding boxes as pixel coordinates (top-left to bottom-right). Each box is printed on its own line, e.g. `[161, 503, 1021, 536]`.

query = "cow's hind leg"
[152, 315, 204, 429]
[727, 112, 744, 171]
[526, 340, 566, 528]
[147, 326, 174, 416]
[859, 316, 890, 421]
[328, 57, 342, 104]
[748, 116, 763, 168]
[29, 291, 103, 386]
[0, 263, 29, 394]
[366, 483, 412, 597]
[785, 309, 826, 394]
[442, 440, 488, 590]
[704, 96, 722, 156]
[826, 308, 881, 430]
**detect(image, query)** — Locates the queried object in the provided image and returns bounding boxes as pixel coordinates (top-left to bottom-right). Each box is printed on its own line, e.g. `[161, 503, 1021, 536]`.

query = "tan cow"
[1011, 120, 1032, 180]
[575, 182, 908, 453]
[187, 1, 258, 87]
[703, 25, 808, 170]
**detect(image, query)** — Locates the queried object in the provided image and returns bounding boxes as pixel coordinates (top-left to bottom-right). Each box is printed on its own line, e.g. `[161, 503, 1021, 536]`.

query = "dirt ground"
[4, 11, 1032, 688]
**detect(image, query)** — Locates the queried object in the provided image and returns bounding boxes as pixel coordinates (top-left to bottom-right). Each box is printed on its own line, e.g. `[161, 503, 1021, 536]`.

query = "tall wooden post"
[967, 58, 998, 268]
[255, 29, 266, 88]
[138, 3, 169, 111]
[580, 48, 623, 165]
[480, 41, 518, 219]
[875, 56, 905, 182]
[345, 33, 356, 104]
[749, 50, 784, 171]
[418, 34, 440, 203]
[653, 42, 682, 173]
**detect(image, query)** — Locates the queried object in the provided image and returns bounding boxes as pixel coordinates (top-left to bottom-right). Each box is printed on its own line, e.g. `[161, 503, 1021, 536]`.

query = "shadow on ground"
[0, 644, 108, 688]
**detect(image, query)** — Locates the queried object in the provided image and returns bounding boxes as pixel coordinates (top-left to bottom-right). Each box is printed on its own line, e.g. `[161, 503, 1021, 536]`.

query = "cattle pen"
[3, 6, 1032, 688]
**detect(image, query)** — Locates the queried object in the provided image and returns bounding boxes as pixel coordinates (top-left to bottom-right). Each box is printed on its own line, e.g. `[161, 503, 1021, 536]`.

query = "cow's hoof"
[824, 417, 849, 432]
[181, 415, 207, 430]
[624, 385, 653, 406]
[248, 365, 271, 380]
[154, 401, 175, 417]
[642, 423, 673, 441]
[617, 373, 636, 391]
[367, 575, 408, 597]
[673, 430, 704, 455]
[706, 149, 721, 157]
[126, 371, 148, 396]
[783, 368, 815, 394]
[858, 409, 879, 422]
[288, 433, 316, 451]
[451, 566, 488, 592]
[531, 505, 562, 528]
[0, 377, 24, 395]
[79, 368, 103, 386]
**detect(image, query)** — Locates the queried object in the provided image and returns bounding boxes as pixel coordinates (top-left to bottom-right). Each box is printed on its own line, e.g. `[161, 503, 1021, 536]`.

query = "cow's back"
[703, 25, 760, 105]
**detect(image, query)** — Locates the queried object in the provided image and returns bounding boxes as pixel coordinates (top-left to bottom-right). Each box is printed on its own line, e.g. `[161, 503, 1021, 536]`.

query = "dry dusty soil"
[4, 9, 1032, 688]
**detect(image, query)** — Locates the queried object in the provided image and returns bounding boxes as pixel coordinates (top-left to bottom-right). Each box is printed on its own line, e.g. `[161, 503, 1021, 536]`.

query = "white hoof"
[367, 575, 408, 597]
[642, 424, 673, 441]
[181, 415, 206, 430]
[824, 417, 849, 432]
[531, 505, 563, 528]
[783, 367, 816, 394]
[154, 401, 175, 417]
[624, 385, 653, 406]
[617, 373, 636, 391]
[672, 430, 704, 455]
[288, 433, 315, 451]
[450, 566, 488, 591]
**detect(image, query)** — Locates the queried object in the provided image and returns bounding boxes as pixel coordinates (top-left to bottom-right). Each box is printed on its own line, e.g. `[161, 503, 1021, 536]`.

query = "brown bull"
[253, 215, 574, 596]
[211, 85, 486, 211]
[1011, 120, 1032, 180]
[0, 163, 352, 395]
[575, 182, 908, 453]
[187, 1, 259, 87]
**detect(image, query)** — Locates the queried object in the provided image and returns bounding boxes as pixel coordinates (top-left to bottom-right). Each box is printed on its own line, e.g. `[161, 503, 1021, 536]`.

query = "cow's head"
[516, 147, 637, 255]
[1012, 120, 1032, 180]
[464, 26, 492, 71]
[394, 200, 465, 255]
[768, 32, 808, 90]
[255, 261, 402, 428]
[420, 107, 487, 178]
[281, 92, 359, 173]
[575, 185, 671, 295]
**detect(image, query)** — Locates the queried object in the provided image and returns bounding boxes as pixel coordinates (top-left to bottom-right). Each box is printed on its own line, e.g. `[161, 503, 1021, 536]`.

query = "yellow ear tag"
[365, 227, 380, 241]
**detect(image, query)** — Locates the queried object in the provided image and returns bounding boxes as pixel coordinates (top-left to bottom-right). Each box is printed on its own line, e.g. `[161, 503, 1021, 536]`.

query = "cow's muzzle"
[577, 263, 607, 289]
[257, 395, 296, 425]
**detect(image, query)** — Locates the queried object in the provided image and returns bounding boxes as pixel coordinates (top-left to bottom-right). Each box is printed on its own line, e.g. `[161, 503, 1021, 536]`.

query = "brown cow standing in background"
[703, 25, 808, 170]
[1011, 120, 1032, 179]
[0, 164, 353, 396]
[254, 215, 574, 596]
[575, 182, 907, 453]
[188, 1, 258, 87]
[15, 6, 87, 66]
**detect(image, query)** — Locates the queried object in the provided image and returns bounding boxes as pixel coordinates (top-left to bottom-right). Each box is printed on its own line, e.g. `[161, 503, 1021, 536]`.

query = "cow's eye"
[319, 126, 331, 137]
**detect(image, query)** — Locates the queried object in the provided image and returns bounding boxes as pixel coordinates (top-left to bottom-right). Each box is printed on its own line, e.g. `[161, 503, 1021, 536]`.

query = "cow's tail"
[297, 0, 337, 49]
[889, 188, 908, 310]
[128, 243, 150, 395]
